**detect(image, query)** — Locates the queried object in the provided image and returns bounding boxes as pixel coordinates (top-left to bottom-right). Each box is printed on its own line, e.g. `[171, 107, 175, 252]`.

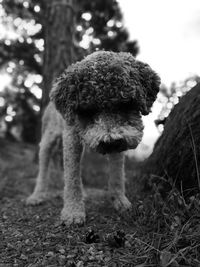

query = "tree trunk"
[42, 0, 76, 110]
[144, 83, 200, 195]
[34, 0, 76, 150]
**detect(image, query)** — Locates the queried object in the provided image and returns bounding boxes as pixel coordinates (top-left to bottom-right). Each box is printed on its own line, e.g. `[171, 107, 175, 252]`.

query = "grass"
[0, 138, 200, 266]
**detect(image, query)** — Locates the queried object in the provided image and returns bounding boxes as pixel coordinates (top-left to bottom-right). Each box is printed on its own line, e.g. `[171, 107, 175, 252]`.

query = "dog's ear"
[132, 61, 161, 115]
[50, 70, 77, 124]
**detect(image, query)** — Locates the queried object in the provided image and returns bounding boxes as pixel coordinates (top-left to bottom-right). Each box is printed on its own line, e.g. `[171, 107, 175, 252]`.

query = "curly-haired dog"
[27, 51, 160, 225]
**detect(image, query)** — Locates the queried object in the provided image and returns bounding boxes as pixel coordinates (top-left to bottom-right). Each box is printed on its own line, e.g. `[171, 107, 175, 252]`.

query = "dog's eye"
[76, 108, 98, 119]
[117, 101, 140, 113]
[117, 102, 133, 112]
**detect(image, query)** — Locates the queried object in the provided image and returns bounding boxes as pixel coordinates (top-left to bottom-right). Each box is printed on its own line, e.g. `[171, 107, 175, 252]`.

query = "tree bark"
[144, 83, 200, 195]
[34, 0, 76, 148]
[42, 0, 76, 110]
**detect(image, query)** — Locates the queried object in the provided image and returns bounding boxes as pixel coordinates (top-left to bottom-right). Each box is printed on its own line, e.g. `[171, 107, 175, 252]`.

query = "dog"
[27, 51, 160, 225]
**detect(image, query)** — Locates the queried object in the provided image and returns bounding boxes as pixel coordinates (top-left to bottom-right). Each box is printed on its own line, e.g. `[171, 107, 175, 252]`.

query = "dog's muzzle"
[96, 138, 135, 154]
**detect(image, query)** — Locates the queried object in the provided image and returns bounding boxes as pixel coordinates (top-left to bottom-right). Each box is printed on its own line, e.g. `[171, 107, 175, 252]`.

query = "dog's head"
[50, 51, 160, 154]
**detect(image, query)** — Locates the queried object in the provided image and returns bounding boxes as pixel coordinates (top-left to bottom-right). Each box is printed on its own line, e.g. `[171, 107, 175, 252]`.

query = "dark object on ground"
[106, 230, 126, 248]
[145, 82, 200, 196]
[85, 229, 100, 244]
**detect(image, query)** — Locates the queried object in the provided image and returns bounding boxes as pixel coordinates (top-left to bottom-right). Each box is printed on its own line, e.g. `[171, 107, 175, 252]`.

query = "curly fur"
[27, 51, 161, 226]
[81, 112, 144, 152]
[50, 51, 160, 124]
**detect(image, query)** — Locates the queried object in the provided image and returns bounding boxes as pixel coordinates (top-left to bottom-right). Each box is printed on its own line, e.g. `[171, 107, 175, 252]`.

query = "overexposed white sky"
[118, 0, 200, 86]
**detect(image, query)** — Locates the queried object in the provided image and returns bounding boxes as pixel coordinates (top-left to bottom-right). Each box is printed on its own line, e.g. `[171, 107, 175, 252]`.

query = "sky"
[118, 0, 200, 86]
[118, 0, 200, 158]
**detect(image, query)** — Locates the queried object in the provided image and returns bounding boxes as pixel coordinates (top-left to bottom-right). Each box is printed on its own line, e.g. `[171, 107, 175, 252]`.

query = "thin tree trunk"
[144, 83, 200, 195]
[34, 0, 76, 154]
[42, 0, 76, 110]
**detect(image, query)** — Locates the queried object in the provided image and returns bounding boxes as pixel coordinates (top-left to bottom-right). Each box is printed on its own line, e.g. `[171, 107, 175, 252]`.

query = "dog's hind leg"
[108, 153, 132, 212]
[26, 130, 60, 205]
[61, 124, 85, 226]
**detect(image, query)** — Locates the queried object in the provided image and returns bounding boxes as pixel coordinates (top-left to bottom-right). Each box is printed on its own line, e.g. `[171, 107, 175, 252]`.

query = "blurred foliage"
[155, 75, 200, 132]
[0, 0, 139, 143]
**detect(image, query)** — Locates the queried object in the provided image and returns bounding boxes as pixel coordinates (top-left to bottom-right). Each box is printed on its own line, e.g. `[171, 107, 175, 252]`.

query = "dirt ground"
[1, 139, 200, 267]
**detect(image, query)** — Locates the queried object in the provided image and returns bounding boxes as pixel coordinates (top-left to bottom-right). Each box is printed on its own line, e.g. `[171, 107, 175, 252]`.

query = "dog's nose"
[97, 139, 127, 154]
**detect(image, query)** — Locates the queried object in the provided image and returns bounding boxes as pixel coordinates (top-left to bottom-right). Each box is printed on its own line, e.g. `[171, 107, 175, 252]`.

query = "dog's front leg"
[108, 153, 132, 212]
[61, 124, 85, 226]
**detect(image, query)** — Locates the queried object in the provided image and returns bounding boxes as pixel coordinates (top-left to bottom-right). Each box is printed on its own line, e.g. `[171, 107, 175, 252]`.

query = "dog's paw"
[26, 192, 47, 206]
[61, 207, 86, 226]
[111, 195, 132, 213]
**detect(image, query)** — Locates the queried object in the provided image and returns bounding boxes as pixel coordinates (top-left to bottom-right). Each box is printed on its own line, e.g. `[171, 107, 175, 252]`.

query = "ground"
[0, 138, 200, 267]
